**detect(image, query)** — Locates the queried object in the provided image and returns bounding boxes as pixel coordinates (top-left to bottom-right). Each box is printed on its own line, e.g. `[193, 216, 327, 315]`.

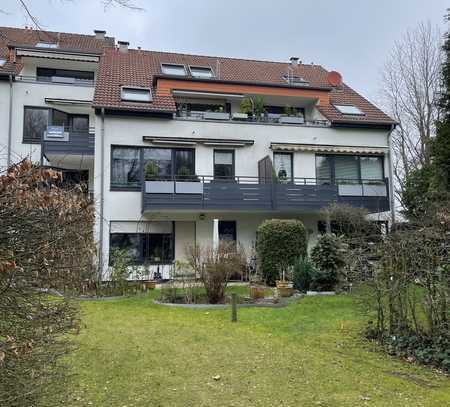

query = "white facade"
[1, 36, 393, 281]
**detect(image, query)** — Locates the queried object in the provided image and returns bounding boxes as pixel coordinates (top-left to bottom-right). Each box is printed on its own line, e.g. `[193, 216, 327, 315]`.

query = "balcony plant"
[254, 95, 266, 120]
[280, 105, 305, 124]
[144, 161, 159, 180]
[239, 97, 253, 115]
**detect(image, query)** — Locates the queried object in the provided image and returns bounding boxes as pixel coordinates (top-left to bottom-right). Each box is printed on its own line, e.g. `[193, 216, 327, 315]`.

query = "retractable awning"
[270, 143, 388, 155]
[45, 98, 92, 106]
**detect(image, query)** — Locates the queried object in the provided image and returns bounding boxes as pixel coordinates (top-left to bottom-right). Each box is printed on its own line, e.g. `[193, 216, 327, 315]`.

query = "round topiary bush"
[256, 219, 307, 285]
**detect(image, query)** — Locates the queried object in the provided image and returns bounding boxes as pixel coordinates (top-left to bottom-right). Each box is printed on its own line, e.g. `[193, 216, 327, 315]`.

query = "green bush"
[256, 219, 307, 285]
[293, 256, 315, 292]
[310, 234, 346, 291]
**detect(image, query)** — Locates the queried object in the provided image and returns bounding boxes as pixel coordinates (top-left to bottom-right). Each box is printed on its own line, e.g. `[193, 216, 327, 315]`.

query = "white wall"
[94, 114, 390, 275]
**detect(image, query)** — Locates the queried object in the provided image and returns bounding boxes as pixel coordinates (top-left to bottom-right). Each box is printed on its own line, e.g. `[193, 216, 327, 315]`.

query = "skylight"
[35, 42, 59, 49]
[161, 63, 186, 76]
[189, 66, 214, 79]
[121, 87, 152, 103]
[333, 104, 364, 116]
[282, 74, 308, 85]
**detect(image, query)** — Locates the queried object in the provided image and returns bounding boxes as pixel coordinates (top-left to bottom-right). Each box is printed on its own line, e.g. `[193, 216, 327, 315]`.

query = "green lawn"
[66, 289, 450, 407]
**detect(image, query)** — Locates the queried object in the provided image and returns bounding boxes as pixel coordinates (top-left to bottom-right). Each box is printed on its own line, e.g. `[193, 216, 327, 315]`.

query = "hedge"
[256, 219, 307, 285]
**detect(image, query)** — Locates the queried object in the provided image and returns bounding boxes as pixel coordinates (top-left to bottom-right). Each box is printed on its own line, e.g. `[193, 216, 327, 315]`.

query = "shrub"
[310, 234, 346, 291]
[293, 256, 315, 292]
[186, 242, 246, 304]
[256, 219, 307, 285]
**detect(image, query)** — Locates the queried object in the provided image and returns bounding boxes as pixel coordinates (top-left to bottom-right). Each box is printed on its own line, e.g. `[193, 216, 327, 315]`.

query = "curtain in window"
[274, 153, 292, 181]
[111, 147, 140, 187]
[334, 156, 359, 183]
[144, 148, 172, 179]
[360, 157, 383, 181]
[316, 155, 332, 184]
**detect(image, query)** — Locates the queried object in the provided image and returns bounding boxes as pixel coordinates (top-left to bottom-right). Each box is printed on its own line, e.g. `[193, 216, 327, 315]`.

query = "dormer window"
[333, 104, 364, 116]
[282, 74, 308, 85]
[189, 66, 214, 79]
[161, 63, 186, 76]
[35, 42, 58, 48]
[121, 86, 152, 102]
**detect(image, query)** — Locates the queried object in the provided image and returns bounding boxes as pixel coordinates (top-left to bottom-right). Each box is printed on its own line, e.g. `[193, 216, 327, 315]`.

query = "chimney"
[289, 57, 299, 67]
[94, 30, 106, 40]
[118, 41, 129, 54]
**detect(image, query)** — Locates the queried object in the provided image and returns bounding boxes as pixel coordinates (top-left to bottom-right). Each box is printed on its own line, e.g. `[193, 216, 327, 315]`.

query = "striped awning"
[270, 143, 388, 155]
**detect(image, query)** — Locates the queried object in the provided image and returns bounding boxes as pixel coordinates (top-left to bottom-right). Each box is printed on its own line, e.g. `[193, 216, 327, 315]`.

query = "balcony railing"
[15, 75, 95, 87]
[142, 176, 389, 213]
[42, 126, 95, 157]
[175, 111, 330, 127]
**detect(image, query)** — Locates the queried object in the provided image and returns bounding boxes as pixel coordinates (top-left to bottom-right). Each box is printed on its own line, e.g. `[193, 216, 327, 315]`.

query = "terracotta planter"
[146, 280, 156, 290]
[250, 285, 265, 300]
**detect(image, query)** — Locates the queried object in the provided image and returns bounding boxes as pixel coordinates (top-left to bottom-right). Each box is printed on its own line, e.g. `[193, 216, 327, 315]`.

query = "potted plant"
[145, 161, 174, 194]
[276, 264, 293, 297]
[254, 95, 266, 120]
[176, 165, 192, 181]
[239, 97, 253, 118]
[144, 161, 158, 180]
[203, 105, 230, 120]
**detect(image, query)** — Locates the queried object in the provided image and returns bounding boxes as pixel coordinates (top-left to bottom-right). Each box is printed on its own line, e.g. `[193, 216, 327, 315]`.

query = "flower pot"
[146, 280, 156, 290]
[250, 285, 265, 300]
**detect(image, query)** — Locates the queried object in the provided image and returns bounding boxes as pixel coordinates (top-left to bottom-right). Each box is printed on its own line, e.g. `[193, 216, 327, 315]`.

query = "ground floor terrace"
[102, 212, 325, 280]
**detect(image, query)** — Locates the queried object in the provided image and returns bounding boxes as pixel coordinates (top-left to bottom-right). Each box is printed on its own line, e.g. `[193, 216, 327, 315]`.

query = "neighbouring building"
[0, 26, 396, 279]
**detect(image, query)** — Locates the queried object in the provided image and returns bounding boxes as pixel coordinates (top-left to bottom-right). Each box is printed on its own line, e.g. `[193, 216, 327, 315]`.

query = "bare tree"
[380, 22, 442, 204]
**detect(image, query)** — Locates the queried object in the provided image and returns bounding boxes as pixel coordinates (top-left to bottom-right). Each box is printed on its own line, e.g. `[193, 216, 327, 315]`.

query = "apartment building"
[0, 26, 396, 279]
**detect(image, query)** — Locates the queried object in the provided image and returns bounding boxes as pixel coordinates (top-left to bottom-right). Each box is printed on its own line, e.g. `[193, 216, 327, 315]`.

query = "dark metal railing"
[142, 175, 389, 212]
[16, 75, 95, 87]
[175, 111, 330, 127]
[42, 127, 95, 156]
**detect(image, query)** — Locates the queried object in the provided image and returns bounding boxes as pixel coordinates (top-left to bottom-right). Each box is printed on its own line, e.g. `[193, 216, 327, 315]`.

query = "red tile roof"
[0, 26, 114, 75]
[93, 48, 395, 126]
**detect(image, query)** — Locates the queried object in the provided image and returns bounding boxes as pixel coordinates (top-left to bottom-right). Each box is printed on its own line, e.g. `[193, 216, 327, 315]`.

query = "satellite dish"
[327, 71, 342, 87]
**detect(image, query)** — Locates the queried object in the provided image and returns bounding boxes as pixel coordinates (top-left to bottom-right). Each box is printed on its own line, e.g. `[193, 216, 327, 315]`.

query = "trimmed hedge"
[256, 219, 307, 285]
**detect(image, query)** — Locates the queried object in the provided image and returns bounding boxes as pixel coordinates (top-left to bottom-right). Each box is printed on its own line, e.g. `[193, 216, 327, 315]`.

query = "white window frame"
[189, 65, 214, 79]
[161, 63, 187, 76]
[121, 86, 153, 103]
[333, 104, 364, 116]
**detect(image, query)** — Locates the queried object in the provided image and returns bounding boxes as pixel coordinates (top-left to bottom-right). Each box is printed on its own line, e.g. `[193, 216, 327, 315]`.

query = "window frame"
[213, 149, 235, 180]
[36, 67, 94, 83]
[218, 220, 237, 242]
[23, 106, 50, 144]
[109, 223, 175, 265]
[315, 154, 385, 184]
[110, 146, 142, 191]
[273, 151, 294, 182]
[188, 65, 215, 79]
[120, 86, 153, 103]
[333, 104, 365, 116]
[160, 63, 187, 76]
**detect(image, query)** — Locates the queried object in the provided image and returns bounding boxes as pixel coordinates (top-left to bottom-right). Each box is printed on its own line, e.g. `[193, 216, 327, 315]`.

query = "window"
[315, 155, 384, 184]
[273, 152, 293, 181]
[214, 150, 234, 179]
[121, 87, 152, 102]
[0, 58, 6, 67]
[52, 109, 69, 128]
[110, 233, 174, 264]
[111, 147, 141, 188]
[189, 66, 214, 79]
[282, 74, 308, 85]
[23, 107, 49, 143]
[219, 221, 237, 242]
[144, 148, 172, 179]
[71, 115, 90, 132]
[333, 104, 364, 116]
[36, 67, 94, 83]
[35, 42, 58, 48]
[161, 63, 186, 76]
[143, 148, 195, 180]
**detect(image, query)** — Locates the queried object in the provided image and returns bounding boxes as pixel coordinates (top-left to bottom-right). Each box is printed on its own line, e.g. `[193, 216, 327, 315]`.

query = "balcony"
[42, 126, 95, 160]
[142, 176, 389, 213]
[174, 111, 330, 127]
[15, 75, 95, 87]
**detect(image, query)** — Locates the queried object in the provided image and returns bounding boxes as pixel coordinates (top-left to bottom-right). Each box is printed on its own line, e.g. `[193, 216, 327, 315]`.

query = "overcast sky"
[1, 0, 448, 102]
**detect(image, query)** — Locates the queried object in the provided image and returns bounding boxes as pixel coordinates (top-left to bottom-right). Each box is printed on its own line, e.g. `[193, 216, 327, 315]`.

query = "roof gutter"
[152, 75, 333, 92]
